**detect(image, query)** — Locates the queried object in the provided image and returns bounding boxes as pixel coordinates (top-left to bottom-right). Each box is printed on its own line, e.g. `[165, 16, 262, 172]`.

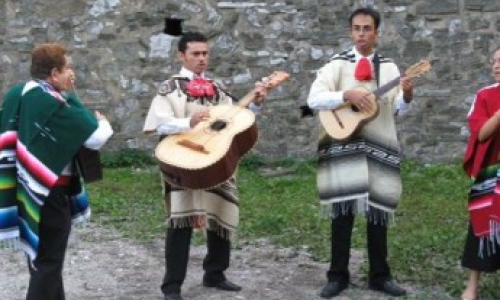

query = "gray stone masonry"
[2, 0, 500, 163]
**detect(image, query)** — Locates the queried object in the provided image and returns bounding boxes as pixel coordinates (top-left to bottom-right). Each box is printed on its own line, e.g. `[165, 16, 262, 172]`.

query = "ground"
[1, 222, 456, 300]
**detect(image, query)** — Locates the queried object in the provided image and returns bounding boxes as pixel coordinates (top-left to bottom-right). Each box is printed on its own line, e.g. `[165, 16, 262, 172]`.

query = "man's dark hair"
[178, 31, 208, 53]
[349, 7, 381, 30]
[492, 45, 500, 57]
[30, 43, 67, 79]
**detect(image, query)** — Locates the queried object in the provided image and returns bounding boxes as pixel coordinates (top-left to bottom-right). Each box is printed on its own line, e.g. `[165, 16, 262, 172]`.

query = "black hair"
[349, 7, 381, 30]
[178, 31, 208, 53]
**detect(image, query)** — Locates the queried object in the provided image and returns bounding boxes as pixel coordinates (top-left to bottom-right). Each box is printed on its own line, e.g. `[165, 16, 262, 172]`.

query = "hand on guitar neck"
[400, 76, 413, 102]
[251, 80, 269, 106]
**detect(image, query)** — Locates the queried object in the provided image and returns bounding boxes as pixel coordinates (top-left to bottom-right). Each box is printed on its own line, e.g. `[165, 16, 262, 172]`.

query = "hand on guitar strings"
[344, 89, 373, 112]
[190, 109, 210, 127]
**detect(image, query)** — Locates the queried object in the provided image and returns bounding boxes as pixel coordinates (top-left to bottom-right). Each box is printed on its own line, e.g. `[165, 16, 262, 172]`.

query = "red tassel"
[354, 57, 372, 81]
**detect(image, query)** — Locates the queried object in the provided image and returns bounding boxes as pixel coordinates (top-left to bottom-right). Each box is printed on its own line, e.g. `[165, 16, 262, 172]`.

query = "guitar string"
[194, 105, 247, 146]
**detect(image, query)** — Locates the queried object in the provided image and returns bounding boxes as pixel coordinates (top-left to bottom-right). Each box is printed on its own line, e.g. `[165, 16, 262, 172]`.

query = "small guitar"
[319, 60, 431, 140]
[155, 71, 290, 190]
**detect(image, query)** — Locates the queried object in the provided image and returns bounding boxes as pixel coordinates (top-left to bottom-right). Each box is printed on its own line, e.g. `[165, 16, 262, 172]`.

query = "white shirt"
[84, 119, 114, 150]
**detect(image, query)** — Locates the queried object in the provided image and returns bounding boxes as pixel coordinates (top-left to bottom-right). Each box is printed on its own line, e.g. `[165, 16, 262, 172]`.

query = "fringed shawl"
[164, 178, 239, 240]
[0, 81, 97, 260]
[463, 83, 500, 252]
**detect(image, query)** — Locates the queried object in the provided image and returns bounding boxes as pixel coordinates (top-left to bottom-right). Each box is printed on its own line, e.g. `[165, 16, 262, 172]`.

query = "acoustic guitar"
[155, 71, 290, 190]
[319, 60, 431, 140]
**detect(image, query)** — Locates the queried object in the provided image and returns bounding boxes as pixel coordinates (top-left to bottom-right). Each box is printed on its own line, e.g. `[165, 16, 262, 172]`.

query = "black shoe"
[164, 293, 184, 300]
[203, 279, 242, 291]
[369, 280, 407, 297]
[319, 280, 348, 298]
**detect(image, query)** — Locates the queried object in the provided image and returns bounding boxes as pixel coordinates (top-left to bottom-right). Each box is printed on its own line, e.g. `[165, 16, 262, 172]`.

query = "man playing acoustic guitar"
[143, 28, 267, 300]
[306, 7, 414, 298]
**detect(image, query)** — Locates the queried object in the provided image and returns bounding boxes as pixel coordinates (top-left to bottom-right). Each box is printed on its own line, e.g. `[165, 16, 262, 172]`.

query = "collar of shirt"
[36, 79, 66, 102]
[352, 47, 375, 62]
[179, 67, 205, 80]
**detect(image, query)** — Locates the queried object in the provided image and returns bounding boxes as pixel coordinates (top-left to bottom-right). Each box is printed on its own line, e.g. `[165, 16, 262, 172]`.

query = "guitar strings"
[194, 105, 248, 146]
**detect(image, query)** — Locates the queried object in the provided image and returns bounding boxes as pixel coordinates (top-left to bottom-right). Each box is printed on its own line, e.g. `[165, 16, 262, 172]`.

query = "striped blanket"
[317, 94, 402, 224]
[0, 81, 97, 260]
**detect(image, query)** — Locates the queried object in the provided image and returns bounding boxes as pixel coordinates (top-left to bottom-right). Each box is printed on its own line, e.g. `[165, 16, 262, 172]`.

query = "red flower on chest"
[185, 77, 216, 98]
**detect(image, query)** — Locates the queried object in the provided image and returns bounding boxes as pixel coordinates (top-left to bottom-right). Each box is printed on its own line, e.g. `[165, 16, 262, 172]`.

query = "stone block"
[416, 0, 459, 15]
[464, 0, 500, 12]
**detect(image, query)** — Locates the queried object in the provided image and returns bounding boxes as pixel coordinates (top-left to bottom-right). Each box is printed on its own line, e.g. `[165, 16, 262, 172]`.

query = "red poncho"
[463, 83, 500, 238]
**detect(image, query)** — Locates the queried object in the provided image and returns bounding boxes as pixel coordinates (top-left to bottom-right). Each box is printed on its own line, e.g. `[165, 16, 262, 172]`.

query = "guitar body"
[319, 86, 379, 140]
[318, 59, 432, 140]
[155, 105, 258, 190]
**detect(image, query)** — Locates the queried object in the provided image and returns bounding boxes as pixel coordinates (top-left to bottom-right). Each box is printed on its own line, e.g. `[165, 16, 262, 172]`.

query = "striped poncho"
[307, 48, 406, 223]
[0, 80, 98, 260]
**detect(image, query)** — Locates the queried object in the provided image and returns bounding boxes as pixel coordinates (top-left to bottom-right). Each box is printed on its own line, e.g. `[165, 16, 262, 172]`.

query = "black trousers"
[161, 227, 231, 295]
[327, 212, 391, 284]
[26, 187, 72, 300]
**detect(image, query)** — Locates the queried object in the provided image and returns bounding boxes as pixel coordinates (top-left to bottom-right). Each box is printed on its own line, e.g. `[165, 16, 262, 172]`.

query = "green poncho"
[0, 80, 97, 260]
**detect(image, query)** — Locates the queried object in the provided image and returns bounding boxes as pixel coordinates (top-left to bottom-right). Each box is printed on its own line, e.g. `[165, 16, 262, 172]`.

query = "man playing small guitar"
[306, 7, 415, 299]
[143, 31, 267, 300]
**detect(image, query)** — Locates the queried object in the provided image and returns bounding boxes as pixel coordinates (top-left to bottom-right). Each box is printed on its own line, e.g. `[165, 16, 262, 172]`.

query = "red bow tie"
[354, 57, 372, 81]
[186, 77, 215, 98]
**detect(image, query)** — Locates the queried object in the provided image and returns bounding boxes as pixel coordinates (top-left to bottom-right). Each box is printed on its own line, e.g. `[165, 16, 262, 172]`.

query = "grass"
[86, 154, 500, 299]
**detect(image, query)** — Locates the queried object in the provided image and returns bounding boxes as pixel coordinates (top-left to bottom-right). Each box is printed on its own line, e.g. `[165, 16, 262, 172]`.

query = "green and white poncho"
[0, 80, 97, 260]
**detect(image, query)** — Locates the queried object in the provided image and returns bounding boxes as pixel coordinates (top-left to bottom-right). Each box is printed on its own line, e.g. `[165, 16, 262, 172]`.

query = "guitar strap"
[373, 52, 380, 88]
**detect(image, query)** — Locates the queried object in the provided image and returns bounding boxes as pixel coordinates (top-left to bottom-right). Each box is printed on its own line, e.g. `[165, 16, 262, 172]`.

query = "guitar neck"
[372, 76, 401, 99]
[237, 89, 258, 108]
[232, 71, 290, 107]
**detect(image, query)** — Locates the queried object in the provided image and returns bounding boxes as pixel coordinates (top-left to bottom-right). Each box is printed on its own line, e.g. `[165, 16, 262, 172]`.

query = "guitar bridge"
[177, 139, 209, 154]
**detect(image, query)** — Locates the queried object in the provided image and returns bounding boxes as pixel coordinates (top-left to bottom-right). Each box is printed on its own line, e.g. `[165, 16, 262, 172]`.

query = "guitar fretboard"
[372, 76, 401, 99]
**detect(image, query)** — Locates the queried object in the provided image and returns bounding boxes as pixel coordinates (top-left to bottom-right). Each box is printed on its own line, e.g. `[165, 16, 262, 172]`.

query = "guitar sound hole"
[210, 120, 227, 131]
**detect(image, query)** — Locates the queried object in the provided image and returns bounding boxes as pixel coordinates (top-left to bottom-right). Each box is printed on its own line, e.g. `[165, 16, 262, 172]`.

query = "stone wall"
[2, 0, 500, 163]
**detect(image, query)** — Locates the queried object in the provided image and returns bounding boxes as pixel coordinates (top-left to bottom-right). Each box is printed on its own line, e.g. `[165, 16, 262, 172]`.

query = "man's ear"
[177, 51, 185, 63]
[50, 68, 59, 82]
